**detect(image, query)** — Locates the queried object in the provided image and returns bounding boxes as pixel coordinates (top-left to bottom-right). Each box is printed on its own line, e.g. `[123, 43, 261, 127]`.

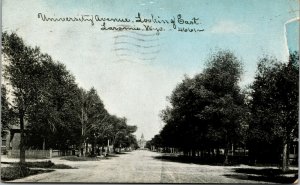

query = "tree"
[77, 89, 137, 155]
[122, 134, 138, 149]
[159, 75, 212, 155]
[249, 52, 299, 171]
[2, 32, 47, 163]
[1, 85, 16, 136]
[25, 55, 83, 150]
[79, 87, 108, 156]
[148, 134, 163, 151]
[159, 50, 246, 162]
[2, 32, 136, 159]
[110, 117, 137, 151]
[201, 51, 245, 163]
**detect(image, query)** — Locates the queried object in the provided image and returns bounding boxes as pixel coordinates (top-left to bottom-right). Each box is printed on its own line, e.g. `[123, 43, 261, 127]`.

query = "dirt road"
[9, 150, 277, 183]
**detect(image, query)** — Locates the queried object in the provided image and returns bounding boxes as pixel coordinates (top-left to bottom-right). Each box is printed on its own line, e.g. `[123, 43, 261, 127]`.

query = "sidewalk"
[1, 154, 105, 170]
[1, 155, 52, 163]
[1, 155, 69, 165]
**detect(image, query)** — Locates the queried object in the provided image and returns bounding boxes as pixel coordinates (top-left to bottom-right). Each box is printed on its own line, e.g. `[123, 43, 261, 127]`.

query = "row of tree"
[1, 32, 138, 163]
[147, 50, 298, 171]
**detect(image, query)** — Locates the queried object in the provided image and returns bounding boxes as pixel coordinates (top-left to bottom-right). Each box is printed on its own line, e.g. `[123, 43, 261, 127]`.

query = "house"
[1, 125, 22, 154]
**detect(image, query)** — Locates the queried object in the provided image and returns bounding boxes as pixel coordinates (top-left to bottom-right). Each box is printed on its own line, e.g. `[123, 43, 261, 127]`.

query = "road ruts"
[11, 150, 274, 183]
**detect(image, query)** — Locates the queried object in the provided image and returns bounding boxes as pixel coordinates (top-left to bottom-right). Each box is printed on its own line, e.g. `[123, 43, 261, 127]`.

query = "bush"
[61, 156, 100, 161]
[0, 165, 50, 181]
[23, 160, 54, 168]
[51, 164, 74, 169]
[4, 160, 73, 169]
[24, 161, 74, 169]
[2, 150, 7, 155]
[1, 161, 72, 181]
[1, 165, 30, 181]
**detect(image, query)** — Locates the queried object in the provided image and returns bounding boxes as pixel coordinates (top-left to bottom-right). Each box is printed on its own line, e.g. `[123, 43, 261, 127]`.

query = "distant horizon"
[2, 0, 299, 140]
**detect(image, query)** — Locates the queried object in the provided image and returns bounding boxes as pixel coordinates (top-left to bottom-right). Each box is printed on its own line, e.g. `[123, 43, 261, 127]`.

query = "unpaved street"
[10, 150, 275, 183]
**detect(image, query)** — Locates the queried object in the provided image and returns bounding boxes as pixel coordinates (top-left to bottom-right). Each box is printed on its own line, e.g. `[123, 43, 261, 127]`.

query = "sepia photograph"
[1, 0, 299, 183]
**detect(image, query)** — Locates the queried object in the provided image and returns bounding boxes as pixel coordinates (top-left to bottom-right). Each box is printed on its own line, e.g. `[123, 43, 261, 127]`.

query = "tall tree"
[80, 87, 108, 155]
[1, 85, 16, 136]
[250, 52, 299, 171]
[2, 32, 135, 159]
[201, 51, 245, 163]
[26, 55, 82, 150]
[159, 50, 246, 162]
[2, 32, 46, 163]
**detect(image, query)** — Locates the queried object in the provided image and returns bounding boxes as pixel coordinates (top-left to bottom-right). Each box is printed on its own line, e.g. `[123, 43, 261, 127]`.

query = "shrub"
[61, 156, 100, 161]
[24, 161, 54, 168]
[51, 164, 74, 169]
[1, 165, 31, 181]
[1, 162, 70, 181]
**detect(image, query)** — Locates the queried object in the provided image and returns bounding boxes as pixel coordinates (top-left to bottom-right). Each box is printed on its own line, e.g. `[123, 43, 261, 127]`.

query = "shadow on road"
[114, 152, 128, 155]
[106, 154, 119, 158]
[152, 155, 233, 166]
[224, 168, 298, 184]
[106, 152, 128, 158]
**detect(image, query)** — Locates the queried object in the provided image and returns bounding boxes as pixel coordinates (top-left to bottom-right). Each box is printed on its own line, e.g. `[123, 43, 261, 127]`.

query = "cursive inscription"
[37, 13, 205, 35]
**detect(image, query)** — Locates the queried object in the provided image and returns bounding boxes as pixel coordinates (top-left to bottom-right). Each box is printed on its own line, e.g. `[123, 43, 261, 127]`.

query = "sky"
[2, 0, 299, 140]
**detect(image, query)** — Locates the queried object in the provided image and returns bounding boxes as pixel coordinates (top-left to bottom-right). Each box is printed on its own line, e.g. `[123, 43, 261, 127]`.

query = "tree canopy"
[149, 50, 298, 170]
[2, 32, 138, 161]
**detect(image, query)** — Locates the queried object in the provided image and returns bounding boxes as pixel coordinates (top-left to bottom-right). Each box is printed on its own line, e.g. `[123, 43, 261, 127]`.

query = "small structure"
[138, 134, 146, 149]
[2, 127, 51, 159]
[2, 125, 21, 154]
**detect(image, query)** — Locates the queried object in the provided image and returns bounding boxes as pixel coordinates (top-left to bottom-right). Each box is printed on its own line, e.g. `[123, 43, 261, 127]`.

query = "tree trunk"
[85, 142, 88, 156]
[91, 142, 95, 155]
[286, 143, 290, 168]
[80, 141, 84, 157]
[107, 139, 110, 153]
[19, 113, 25, 164]
[80, 106, 85, 157]
[42, 138, 45, 150]
[224, 143, 229, 165]
[282, 141, 289, 172]
[100, 145, 103, 156]
[192, 149, 195, 157]
[217, 148, 220, 157]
